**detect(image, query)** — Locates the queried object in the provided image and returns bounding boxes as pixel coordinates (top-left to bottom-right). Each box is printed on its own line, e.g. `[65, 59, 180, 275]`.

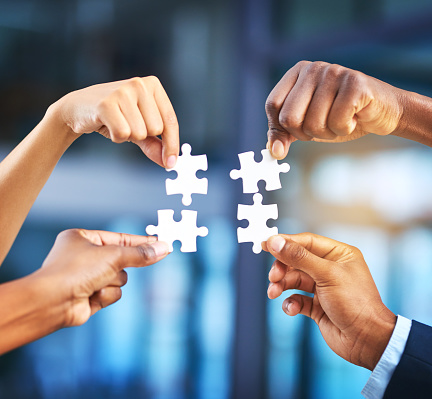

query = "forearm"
[0, 107, 79, 264]
[393, 89, 432, 147]
[0, 271, 66, 354]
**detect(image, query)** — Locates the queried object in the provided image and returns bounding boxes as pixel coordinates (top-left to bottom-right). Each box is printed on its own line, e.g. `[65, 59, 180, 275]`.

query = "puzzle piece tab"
[237, 193, 278, 254]
[230, 149, 290, 193]
[146, 209, 208, 252]
[166, 143, 208, 206]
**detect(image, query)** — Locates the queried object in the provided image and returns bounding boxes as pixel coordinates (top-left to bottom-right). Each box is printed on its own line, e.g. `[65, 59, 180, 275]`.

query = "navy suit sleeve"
[384, 320, 432, 398]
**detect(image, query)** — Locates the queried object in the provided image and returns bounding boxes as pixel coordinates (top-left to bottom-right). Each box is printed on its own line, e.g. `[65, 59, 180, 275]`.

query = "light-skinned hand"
[48, 76, 179, 168]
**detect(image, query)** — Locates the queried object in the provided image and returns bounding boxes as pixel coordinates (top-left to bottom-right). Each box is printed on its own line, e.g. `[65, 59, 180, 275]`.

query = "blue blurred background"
[1, 0, 432, 398]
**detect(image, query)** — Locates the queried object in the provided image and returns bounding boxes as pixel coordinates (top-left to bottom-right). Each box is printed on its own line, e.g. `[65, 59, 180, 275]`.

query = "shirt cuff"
[361, 315, 411, 399]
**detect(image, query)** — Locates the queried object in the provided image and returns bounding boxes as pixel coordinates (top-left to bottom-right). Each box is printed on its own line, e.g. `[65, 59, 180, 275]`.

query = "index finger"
[265, 235, 331, 281]
[80, 230, 158, 247]
[153, 81, 179, 168]
[276, 232, 358, 263]
[265, 61, 306, 159]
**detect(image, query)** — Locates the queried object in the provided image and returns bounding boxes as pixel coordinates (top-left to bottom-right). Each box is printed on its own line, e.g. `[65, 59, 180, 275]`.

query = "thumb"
[266, 235, 331, 281]
[266, 131, 296, 160]
[110, 240, 169, 270]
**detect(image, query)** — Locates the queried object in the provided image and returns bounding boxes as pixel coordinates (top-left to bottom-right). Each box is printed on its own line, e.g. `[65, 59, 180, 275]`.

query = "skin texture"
[0, 229, 169, 355]
[0, 76, 179, 264]
[263, 233, 396, 371]
[265, 60, 432, 158]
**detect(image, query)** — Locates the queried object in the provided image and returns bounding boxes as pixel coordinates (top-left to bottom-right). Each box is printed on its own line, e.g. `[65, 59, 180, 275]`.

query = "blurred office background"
[1, 0, 432, 398]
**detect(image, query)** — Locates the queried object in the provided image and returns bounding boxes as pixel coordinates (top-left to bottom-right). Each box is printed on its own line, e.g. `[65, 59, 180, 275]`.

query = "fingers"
[62, 229, 170, 270]
[79, 230, 158, 247]
[98, 104, 132, 143]
[110, 270, 128, 287]
[91, 76, 178, 168]
[277, 63, 322, 142]
[89, 286, 123, 316]
[266, 232, 358, 263]
[135, 136, 164, 167]
[282, 294, 325, 323]
[265, 61, 304, 158]
[268, 259, 289, 283]
[265, 234, 333, 281]
[267, 268, 315, 299]
[152, 77, 179, 168]
[113, 241, 169, 270]
[265, 61, 378, 148]
[266, 130, 297, 160]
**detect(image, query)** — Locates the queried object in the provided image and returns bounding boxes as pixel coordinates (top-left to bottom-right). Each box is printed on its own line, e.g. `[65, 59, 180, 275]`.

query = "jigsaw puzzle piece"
[237, 193, 278, 254]
[146, 209, 208, 253]
[229, 152, 258, 193]
[259, 150, 291, 191]
[166, 143, 208, 206]
[230, 149, 290, 194]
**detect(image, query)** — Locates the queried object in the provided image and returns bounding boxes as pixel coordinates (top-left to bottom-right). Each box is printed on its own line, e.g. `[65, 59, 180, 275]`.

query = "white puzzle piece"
[230, 149, 290, 193]
[237, 193, 278, 254]
[146, 209, 208, 253]
[166, 143, 208, 206]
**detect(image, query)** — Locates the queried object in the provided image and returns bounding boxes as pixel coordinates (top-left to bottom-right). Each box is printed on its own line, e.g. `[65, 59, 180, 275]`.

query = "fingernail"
[285, 301, 293, 314]
[151, 241, 169, 257]
[272, 140, 285, 158]
[166, 155, 177, 169]
[269, 236, 285, 253]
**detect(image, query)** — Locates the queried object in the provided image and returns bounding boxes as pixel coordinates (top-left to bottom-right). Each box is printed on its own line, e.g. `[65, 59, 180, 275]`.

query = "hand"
[265, 61, 405, 159]
[48, 76, 179, 168]
[36, 229, 169, 327]
[263, 233, 396, 370]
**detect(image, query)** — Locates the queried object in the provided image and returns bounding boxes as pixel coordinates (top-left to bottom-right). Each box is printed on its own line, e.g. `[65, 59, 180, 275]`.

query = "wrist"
[356, 305, 397, 371]
[0, 271, 68, 354]
[43, 99, 82, 144]
[26, 270, 70, 330]
[392, 88, 432, 146]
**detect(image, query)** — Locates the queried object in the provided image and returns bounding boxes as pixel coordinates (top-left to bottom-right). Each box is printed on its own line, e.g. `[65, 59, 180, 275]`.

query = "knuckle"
[324, 63, 345, 79]
[342, 69, 365, 89]
[288, 243, 308, 264]
[120, 270, 128, 285]
[113, 287, 123, 301]
[279, 112, 302, 130]
[265, 98, 279, 116]
[128, 76, 144, 88]
[294, 272, 303, 289]
[148, 122, 164, 136]
[267, 129, 287, 142]
[119, 77, 145, 95]
[97, 98, 112, 113]
[112, 128, 131, 143]
[144, 75, 161, 88]
[296, 60, 311, 69]
[306, 61, 328, 75]
[119, 233, 132, 247]
[57, 228, 80, 240]
[330, 119, 351, 136]
[115, 85, 131, 100]
[349, 245, 362, 257]
[303, 120, 326, 137]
